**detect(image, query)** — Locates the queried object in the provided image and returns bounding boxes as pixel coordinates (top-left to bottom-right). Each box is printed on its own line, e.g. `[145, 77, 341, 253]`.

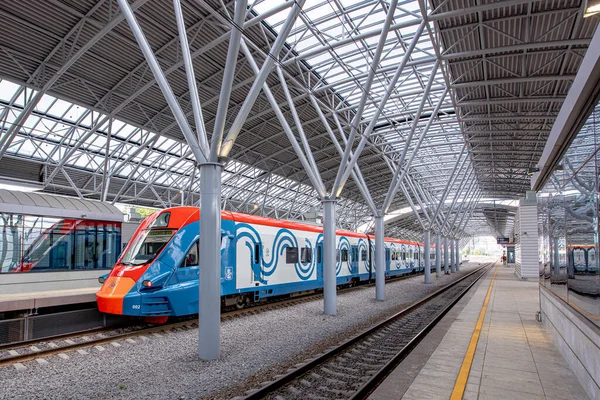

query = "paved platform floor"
[370, 264, 589, 400]
[0, 288, 97, 312]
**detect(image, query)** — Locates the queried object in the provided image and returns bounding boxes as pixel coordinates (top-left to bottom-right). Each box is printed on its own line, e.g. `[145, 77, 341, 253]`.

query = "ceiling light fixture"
[526, 167, 540, 176]
[584, 0, 600, 17]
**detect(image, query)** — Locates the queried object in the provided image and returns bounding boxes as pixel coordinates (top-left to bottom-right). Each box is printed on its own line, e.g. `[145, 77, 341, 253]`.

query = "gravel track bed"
[0, 263, 480, 400]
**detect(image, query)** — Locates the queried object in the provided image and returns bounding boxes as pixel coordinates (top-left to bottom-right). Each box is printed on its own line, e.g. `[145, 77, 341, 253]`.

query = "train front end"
[96, 207, 199, 323]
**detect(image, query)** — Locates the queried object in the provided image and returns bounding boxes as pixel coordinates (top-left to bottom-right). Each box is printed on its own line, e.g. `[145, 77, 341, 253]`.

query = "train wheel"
[236, 296, 248, 310]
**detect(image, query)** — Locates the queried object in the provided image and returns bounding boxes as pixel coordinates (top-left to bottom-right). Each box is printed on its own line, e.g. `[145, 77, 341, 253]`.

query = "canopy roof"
[0, 0, 597, 240]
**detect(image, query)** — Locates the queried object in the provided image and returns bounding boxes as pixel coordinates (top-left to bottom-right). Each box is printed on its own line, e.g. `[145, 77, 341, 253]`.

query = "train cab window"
[121, 229, 175, 266]
[301, 247, 312, 263]
[341, 249, 348, 262]
[286, 247, 299, 264]
[361, 249, 367, 261]
[182, 241, 199, 268]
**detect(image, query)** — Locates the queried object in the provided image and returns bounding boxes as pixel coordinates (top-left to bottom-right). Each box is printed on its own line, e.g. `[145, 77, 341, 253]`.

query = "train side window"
[402, 251, 406, 261]
[336, 250, 340, 262]
[317, 246, 322, 264]
[391, 252, 396, 260]
[182, 241, 199, 267]
[341, 249, 348, 262]
[254, 244, 260, 264]
[301, 247, 312, 263]
[361, 249, 367, 261]
[286, 247, 299, 264]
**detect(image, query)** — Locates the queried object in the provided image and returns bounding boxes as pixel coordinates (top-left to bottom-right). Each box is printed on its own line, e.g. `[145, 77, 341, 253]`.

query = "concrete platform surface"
[370, 264, 590, 400]
[0, 288, 97, 312]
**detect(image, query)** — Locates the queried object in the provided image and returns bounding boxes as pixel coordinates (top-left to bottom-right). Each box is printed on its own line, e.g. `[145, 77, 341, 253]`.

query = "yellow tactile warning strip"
[450, 263, 499, 400]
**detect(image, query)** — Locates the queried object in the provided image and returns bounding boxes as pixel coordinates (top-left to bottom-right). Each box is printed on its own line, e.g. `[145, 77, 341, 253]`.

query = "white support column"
[375, 216, 385, 300]
[450, 238, 456, 273]
[323, 199, 337, 315]
[436, 233, 442, 277]
[198, 162, 222, 360]
[516, 192, 540, 280]
[424, 230, 431, 284]
[444, 236, 449, 274]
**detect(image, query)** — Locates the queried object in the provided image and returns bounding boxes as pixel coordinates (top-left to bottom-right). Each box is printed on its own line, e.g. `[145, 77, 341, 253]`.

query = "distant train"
[96, 207, 428, 323]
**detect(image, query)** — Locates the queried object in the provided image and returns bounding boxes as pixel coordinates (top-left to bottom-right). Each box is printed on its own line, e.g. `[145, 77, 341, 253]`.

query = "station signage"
[497, 237, 510, 244]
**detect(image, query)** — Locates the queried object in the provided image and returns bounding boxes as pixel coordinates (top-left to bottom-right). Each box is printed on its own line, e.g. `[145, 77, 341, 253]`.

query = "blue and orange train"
[96, 206, 426, 322]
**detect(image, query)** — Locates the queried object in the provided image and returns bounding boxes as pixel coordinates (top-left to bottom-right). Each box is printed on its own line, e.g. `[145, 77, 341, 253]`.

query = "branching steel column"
[333, 20, 427, 197]
[399, 183, 425, 230]
[448, 178, 477, 232]
[198, 163, 222, 360]
[436, 233, 442, 276]
[382, 61, 441, 213]
[443, 236, 449, 274]
[383, 86, 449, 214]
[310, 96, 377, 215]
[174, 0, 210, 155]
[456, 190, 482, 234]
[375, 216, 385, 301]
[323, 199, 337, 315]
[404, 178, 431, 225]
[331, 0, 399, 195]
[277, 66, 325, 194]
[117, 0, 208, 164]
[220, 0, 306, 157]
[424, 230, 431, 284]
[440, 167, 474, 232]
[430, 145, 467, 226]
[209, 0, 247, 160]
[238, 41, 325, 197]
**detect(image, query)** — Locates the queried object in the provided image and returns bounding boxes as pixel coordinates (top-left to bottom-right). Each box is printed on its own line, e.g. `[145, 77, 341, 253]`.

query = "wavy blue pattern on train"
[336, 236, 351, 275]
[358, 238, 368, 271]
[236, 223, 316, 281]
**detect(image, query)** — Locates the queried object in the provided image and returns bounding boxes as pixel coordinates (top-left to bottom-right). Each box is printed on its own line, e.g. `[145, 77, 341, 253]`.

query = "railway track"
[0, 273, 436, 366]
[0, 264, 481, 368]
[0, 268, 436, 367]
[241, 263, 493, 400]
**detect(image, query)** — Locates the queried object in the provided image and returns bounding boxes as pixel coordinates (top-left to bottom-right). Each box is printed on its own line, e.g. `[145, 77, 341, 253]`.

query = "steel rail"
[0, 269, 437, 365]
[242, 263, 493, 400]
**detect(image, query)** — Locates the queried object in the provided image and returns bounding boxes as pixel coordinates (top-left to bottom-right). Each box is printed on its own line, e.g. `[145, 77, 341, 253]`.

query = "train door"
[316, 243, 323, 280]
[351, 245, 358, 274]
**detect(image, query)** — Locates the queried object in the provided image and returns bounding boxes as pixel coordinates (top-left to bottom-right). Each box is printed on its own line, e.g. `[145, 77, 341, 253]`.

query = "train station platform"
[0, 288, 97, 313]
[370, 264, 591, 400]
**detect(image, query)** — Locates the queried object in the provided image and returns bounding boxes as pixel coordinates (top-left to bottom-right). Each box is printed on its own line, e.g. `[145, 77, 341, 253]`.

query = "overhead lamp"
[584, 0, 600, 17]
[554, 164, 564, 172]
[526, 167, 540, 176]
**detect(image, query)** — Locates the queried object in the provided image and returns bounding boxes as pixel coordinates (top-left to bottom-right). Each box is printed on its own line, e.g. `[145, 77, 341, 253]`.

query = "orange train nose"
[96, 276, 136, 315]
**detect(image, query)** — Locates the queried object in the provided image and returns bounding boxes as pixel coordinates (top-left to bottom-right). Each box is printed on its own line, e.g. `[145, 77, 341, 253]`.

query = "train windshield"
[120, 229, 175, 266]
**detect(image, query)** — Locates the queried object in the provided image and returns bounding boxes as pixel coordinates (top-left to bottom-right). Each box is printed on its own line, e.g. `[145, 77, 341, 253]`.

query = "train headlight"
[98, 276, 106, 284]
[142, 280, 152, 288]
